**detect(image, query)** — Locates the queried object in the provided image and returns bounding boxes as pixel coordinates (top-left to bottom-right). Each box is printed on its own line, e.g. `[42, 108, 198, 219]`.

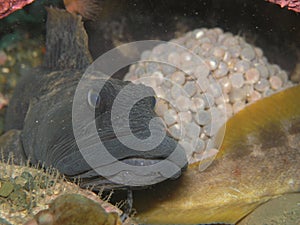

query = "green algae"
[31, 194, 122, 225]
[0, 158, 129, 225]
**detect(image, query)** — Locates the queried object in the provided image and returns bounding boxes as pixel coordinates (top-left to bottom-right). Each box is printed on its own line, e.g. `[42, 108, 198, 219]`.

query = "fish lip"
[95, 141, 187, 185]
[72, 144, 187, 189]
[77, 156, 186, 189]
[72, 121, 187, 187]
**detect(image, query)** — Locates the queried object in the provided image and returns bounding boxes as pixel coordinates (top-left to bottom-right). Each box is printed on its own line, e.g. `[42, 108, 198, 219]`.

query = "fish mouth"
[69, 114, 187, 188]
[72, 130, 187, 189]
[76, 156, 185, 189]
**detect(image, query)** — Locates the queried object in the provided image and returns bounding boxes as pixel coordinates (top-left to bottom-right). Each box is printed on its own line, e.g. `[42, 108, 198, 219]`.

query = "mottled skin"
[3, 8, 187, 189]
[132, 85, 300, 224]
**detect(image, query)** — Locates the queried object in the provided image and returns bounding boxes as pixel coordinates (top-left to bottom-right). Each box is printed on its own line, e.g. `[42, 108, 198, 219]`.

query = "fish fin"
[43, 7, 92, 70]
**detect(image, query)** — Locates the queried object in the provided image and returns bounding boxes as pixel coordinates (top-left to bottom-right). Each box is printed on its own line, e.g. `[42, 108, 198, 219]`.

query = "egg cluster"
[124, 28, 294, 164]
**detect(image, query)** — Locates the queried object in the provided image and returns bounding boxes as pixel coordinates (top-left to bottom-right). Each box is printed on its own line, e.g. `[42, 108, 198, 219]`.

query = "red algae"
[0, 0, 34, 19]
[266, 0, 300, 12]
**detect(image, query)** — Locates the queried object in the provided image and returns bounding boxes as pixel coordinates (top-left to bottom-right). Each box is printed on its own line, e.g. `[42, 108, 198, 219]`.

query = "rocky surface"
[238, 193, 300, 225]
[0, 159, 130, 225]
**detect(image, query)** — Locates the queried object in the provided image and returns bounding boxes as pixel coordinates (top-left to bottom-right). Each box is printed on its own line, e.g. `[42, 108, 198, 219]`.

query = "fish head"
[71, 76, 188, 188]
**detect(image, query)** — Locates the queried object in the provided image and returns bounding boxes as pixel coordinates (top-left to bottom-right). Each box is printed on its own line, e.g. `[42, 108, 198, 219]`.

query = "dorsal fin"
[43, 8, 93, 70]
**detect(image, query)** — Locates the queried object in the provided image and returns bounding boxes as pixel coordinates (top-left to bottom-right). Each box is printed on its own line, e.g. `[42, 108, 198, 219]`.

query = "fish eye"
[87, 89, 101, 109]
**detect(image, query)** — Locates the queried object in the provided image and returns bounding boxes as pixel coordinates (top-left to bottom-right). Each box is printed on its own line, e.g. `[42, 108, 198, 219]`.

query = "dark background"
[1, 0, 299, 74]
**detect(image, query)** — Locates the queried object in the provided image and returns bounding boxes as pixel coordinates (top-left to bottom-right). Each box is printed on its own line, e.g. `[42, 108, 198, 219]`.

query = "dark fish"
[4, 8, 187, 189]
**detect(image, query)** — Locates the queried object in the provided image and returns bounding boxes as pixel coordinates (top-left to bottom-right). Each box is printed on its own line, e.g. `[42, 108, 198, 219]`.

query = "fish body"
[3, 8, 187, 189]
[132, 84, 300, 224]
